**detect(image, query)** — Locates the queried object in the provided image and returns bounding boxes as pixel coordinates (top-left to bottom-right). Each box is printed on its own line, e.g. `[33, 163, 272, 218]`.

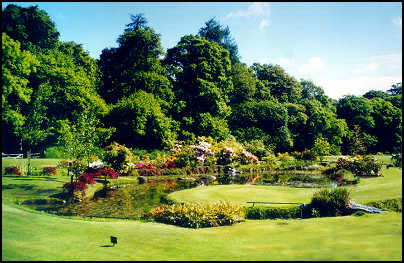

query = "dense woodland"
[2, 4, 402, 157]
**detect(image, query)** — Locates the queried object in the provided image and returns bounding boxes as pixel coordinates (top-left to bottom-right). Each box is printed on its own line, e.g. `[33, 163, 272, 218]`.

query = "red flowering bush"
[162, 161, 176, 168]
[63, 181, 88, 195]
[4, 166, 22, 176]
[99, 169, 120, 179]
[78, 173, 96, 185]
[42, 167, 57, 175]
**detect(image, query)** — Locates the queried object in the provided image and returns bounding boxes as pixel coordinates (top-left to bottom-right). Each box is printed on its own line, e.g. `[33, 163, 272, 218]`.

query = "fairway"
[2, 202, 402, 261]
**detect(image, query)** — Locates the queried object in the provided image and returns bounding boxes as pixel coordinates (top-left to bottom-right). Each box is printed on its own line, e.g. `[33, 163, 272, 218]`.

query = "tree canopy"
[2, 4, 402, 155]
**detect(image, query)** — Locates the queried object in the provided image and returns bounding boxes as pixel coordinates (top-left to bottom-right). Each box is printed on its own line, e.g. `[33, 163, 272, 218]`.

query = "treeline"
[2, 4, 402, 156]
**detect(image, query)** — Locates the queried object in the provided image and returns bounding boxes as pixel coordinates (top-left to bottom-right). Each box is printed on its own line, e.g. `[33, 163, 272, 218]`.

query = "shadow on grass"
[2, 184, 36, 190]
[12, 176, 67, 183]
[100, 245, 114, 247]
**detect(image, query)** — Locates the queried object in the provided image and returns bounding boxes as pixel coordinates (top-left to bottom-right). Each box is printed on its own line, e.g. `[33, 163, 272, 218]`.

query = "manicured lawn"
[2, 202, 401, 261]
[169, 167, 402, 205]
[2, 157, 402, 260]
[169, 184, 317, 206]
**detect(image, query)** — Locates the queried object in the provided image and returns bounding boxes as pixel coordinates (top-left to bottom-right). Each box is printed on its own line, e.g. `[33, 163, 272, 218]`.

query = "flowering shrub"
[42, 167, 57, 176]
[78, 173, 96, 185]
[162, 161, 176, 168]
[190, 141, 216, 166]
[151, 201, 245, 228]
[63, 181, 88, 196]
[88, 160, 104, 169]
[239, 149, 259, 164]
[217, 147, 235, 165]
[336, 155, 382, 176]
[99, 169, 120, 179]
[4, 166, 22, 176]
[136, 162, 157, 169]
[102, 142, 134, 175]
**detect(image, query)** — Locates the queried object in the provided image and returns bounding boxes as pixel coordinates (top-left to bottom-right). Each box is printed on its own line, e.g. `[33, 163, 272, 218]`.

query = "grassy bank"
[2, 202, 401, 261]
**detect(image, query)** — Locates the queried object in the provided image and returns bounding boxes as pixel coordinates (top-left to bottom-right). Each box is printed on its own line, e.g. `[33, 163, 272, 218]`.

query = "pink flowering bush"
[217, 146, 235, 165]
[239, 149, 259, 164]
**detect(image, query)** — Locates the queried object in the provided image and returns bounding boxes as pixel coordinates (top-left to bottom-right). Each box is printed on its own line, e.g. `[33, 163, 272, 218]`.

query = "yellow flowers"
[150, 201, 245, 228]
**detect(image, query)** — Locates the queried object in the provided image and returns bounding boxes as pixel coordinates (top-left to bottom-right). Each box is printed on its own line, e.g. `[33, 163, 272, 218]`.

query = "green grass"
[2, 158, 65, 176]
[168, 184, 317, 206]
[2, 156, 402, 260]
[2, 202, 401, 261]
[169, 166, 402, 206]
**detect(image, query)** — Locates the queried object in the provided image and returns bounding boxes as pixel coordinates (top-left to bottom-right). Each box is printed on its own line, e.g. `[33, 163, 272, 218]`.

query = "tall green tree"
[229, 62, 257, 104]
[2, 33, 38, 135]
[105, 90, 177, 149]
[2, 4, 60, 52]
[252, 63, 302, 103]
[2, 33, 39, 153]
[163, 34, 233, 141]
[369, 97, 402, 153]
[98, 14, 174, 108]
[198, 18, 240, 64]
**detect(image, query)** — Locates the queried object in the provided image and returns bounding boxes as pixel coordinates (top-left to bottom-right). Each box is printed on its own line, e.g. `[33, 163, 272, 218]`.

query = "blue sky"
[3, 2, 402, 99]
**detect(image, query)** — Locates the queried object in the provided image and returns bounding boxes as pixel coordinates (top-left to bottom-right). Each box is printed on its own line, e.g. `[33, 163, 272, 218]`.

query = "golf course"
[2, 159, 402, 261]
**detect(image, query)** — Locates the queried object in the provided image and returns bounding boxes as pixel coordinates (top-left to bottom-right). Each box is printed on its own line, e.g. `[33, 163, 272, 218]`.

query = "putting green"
[168, 184, 317, 205]
[168, 167, 402, 205]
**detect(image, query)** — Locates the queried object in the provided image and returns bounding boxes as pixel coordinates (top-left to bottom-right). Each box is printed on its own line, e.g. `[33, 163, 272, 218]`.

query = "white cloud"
[393, 17, 402, 27]
[224, 2, 270, 19]
[259, 19, 270, 30]
[298, 57, 325, 75]
[316, 76, 402, 99]
[352, 54, 401, 74]
[278, 57, 296, 68]
[352, 62, 379, 74]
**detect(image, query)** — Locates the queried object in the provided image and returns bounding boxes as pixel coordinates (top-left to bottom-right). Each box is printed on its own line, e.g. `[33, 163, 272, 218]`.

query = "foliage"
[245, 205, 302, 219]
[62, 181, 87, 197]
[366, 198, 402, 213]
[242, 139, 274, 159]
[391, 153, 402, 167]
[2, 4, 60, 51]
[163, 34, 233, 141]
[2, 33, 39, 136]
[56, 110, 113, 163]
[4, 166, 22, 176]
[102, 142, 135, 175]
[336, 155, 383, 176]
[309, 187, 352, 217]
[98, 17, 173, 106]
[42, 167, 56, 176]
[77, 173, 96, 185]
[311, 136, 331, 160]
[347, 125, 367, 155]
[290, 150, 316, 161]
[105, 90, 176, 149]
[251, 63, 302, 103]
[198, 18, 240, 64]
[151, 201, 245, 228]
